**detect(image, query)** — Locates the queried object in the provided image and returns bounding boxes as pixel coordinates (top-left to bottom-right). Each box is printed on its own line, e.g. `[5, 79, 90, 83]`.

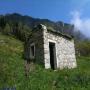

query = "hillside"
[0, 33, 24, 88]
[0, 33, 90, 90]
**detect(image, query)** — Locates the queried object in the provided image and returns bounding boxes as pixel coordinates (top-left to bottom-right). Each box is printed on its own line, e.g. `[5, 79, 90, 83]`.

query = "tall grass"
[0, 33, 90, 90]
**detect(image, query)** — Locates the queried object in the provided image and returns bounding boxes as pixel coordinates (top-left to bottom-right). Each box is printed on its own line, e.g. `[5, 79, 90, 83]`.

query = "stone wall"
[43, 29, 77, 69]
[25, 28, 45, 65]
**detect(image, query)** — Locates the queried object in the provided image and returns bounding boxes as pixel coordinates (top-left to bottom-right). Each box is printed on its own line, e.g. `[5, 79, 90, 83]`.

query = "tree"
[75, 40, 90, 56]
[3, 23, 11, 35]
[22, 24, 32, 41]
[0, 17, 6, 29]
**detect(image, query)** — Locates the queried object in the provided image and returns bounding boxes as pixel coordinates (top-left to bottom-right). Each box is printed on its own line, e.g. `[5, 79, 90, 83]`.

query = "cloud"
[70, 10, 90, 38]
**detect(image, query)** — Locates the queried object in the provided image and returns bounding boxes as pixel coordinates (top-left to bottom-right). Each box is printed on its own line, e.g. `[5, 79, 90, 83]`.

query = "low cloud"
[70, 10, 90, 38]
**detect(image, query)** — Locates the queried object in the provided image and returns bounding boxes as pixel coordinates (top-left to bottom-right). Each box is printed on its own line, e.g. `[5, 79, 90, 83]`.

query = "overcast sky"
[0, 0, 90, 37]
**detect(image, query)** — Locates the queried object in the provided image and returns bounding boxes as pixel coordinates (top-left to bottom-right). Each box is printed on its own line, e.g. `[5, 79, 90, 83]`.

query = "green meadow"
[0, 33, 90, 90]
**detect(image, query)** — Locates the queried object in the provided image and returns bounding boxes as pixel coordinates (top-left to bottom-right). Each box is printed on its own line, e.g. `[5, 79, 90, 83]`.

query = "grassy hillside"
[0, 33, 90, 90]
[0, 33, 24, 89]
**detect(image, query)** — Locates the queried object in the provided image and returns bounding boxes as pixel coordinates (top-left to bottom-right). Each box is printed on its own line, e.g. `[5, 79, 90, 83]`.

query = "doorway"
[49, 42, 56, 70]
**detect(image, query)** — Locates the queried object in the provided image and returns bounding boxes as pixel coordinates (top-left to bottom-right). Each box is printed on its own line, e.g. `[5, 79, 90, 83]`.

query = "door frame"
[49, 41, 57, 70]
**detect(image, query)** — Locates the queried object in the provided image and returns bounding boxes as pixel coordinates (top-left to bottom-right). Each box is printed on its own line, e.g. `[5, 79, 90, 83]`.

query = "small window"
[30, 43, 35, 59]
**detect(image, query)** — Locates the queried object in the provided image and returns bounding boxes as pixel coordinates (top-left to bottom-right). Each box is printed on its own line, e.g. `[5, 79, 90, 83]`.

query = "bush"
[75, 41, 90, 56]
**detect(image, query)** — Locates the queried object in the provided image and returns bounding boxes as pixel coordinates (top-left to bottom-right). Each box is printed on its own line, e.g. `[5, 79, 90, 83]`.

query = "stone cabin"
[24, 24, 77, 70]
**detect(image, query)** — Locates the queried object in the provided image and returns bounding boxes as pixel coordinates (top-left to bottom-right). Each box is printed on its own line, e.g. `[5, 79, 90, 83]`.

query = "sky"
[0, 0, 90, 37]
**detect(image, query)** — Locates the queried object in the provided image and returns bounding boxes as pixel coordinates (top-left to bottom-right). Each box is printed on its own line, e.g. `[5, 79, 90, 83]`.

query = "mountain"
[0, 13, 87, 41]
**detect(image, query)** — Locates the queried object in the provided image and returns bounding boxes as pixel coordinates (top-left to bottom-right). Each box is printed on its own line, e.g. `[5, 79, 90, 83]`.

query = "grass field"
[0, 33, 90, 90]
